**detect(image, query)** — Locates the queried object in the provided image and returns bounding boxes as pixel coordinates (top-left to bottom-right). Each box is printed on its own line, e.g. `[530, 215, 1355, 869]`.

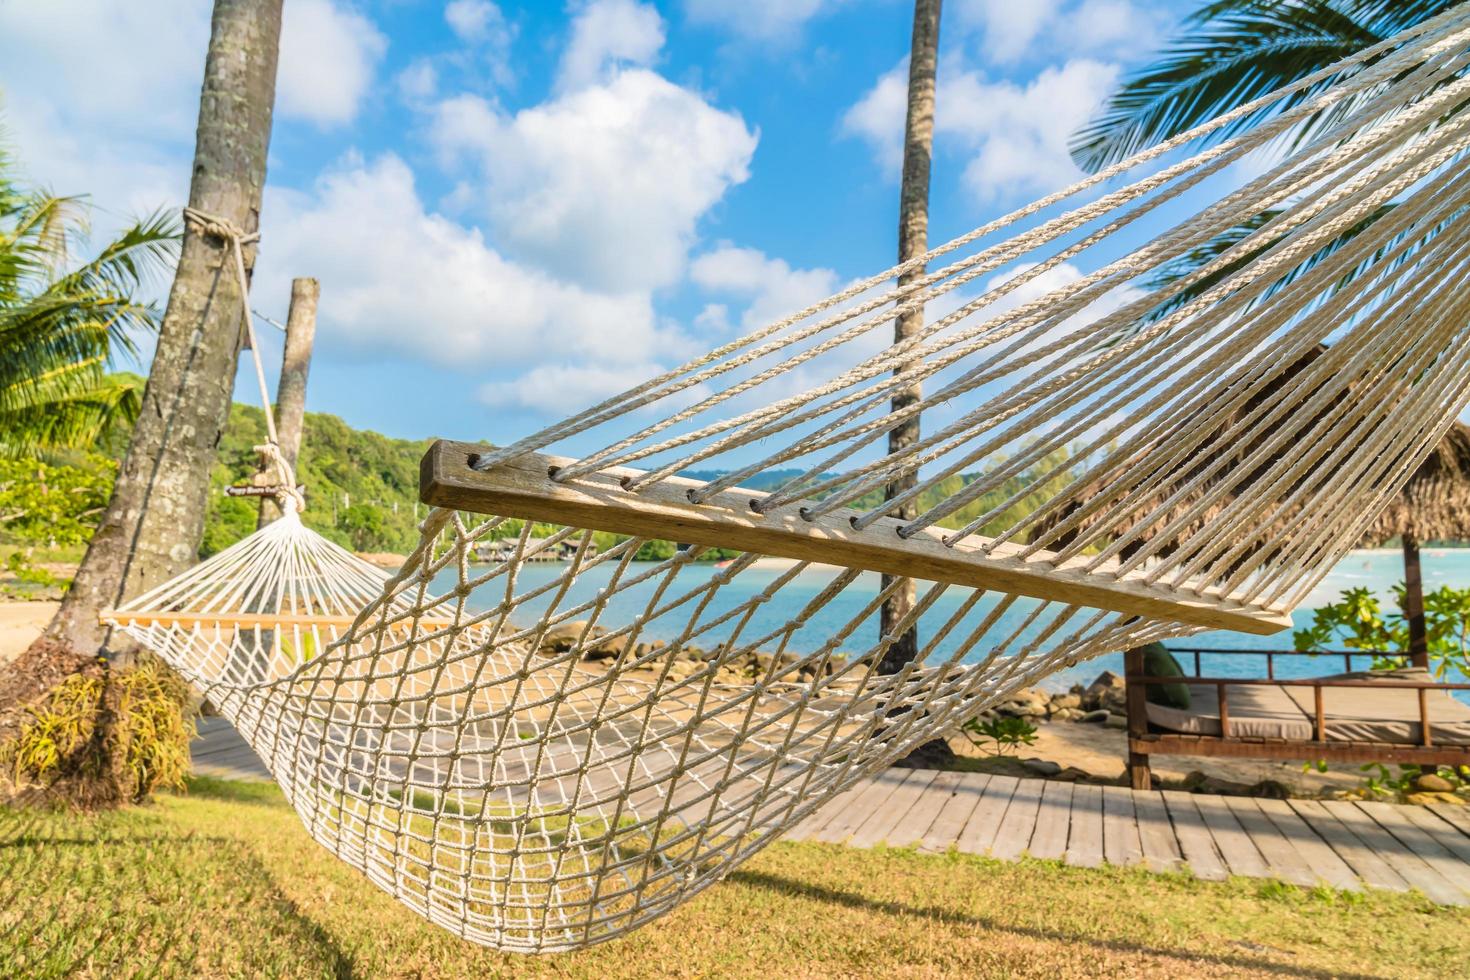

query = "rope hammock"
[106, 7, 1470, 952]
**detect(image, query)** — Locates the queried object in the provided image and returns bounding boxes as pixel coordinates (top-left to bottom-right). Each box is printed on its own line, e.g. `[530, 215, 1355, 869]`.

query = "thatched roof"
[1360, 421, 1470, 545]
[1031, 346, 1330, 567]
[1030, 345, 1470, 562]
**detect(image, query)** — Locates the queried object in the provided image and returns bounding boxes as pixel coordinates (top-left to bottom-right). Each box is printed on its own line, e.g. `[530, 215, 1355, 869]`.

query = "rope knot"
[182, 207, 259, 246]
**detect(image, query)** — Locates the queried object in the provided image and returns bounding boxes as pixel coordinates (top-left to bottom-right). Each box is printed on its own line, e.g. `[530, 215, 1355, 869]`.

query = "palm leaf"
[1072, 1, 1389, 173]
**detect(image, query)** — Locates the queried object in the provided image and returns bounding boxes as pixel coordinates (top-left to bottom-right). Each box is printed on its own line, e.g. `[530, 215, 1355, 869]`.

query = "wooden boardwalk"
[192, 720, 1470, 905]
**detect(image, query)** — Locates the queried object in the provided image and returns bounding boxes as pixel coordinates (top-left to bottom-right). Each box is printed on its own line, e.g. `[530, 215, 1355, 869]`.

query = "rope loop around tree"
[182, 206, 302, 511]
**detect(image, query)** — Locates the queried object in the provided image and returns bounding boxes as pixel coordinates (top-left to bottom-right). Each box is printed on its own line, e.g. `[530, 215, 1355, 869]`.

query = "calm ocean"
[437, 548, 1470, 695]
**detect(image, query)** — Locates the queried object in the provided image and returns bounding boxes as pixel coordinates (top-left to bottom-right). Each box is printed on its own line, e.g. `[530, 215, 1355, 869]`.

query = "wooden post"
[1402, 531, 1430, 669]
[259, 277, 318, 526]
[1123, 646, 1152, 790]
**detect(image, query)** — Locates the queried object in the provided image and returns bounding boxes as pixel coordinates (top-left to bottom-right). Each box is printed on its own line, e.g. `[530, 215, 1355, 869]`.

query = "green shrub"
[1293, 584, 1470, 679]
[961, 715, 1038, 756]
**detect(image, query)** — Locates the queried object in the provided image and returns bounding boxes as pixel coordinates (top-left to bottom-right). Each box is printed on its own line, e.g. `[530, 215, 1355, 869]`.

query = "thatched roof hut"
[1030, 347, 1470, 612]
[1359, 421, 1470, 546]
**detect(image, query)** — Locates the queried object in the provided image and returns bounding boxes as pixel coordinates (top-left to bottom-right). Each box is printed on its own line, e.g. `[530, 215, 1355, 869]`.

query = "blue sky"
[0, 0, 1193, 445]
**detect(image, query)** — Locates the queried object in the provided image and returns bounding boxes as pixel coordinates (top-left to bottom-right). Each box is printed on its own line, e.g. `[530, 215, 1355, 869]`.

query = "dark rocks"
[1180, 770, 1291, 799]
[1079, 709, 1110, 724]
[892, 738, 959, 770]
[1022, 758, 1062, 776]
[1080, 671, 1127, 713]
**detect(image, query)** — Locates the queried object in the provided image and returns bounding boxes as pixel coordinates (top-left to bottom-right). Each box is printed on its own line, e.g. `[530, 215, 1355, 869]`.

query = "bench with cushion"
[1123, 647, 1470, 789]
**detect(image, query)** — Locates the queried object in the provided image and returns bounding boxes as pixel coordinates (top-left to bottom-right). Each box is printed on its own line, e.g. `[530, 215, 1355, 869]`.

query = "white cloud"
[396, 59, 439, 102]
[953, 0, 1061, 63]
[431, 70, 756, 292]
[558, 0, 666, 93]
[944, 59, 1120, 203]
[953, 0, 1168, 64]
[445, 0, 506, 42]
[684, 0, 835, 44]
[844, 56, 1119, 202]
[477, 362, 665, 413]
[257, 154, 667, 370]
[0, 0, 208, 138]
[277, 0, 388, 127]
[840, 61, 909, 176]
[691, 245, 840, 332]
[442, 0, 516, 87]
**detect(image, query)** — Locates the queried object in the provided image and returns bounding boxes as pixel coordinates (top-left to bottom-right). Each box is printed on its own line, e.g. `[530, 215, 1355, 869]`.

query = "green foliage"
[1072, 1, 1459, 173]
[5, 552, 58, 586]
[1357, 763, 1470, 800]
[0, 138, 178, 456]
[110, 658, 197, 801]
[1293, 585, 1470, 677]
[0, 453, 116, 547]
[203, 402, 432, 556]
[0, 399, 1101, 563]
[843, 445, 1095, 539]
[961, 715, 1038, 756]
[4, 671, 102, 785]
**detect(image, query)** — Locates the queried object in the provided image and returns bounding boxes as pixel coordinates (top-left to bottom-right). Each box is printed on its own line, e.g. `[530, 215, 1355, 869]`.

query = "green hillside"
[3, 389, 1097, 565]
[202, 403, 432, 556]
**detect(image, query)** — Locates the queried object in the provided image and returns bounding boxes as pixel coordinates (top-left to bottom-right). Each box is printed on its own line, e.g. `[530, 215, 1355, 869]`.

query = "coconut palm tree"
[881, 0, 949, 767]
[1071, 0, 1467, 661]
[0, 145, 176, 457]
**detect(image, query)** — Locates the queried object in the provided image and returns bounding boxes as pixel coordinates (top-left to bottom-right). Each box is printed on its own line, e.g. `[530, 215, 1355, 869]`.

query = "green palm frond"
[1079, 1, 1464, 345]
[0, 363, 142, 457]
[0, 130, 179, 456]
[1072, 1, 1388, 173]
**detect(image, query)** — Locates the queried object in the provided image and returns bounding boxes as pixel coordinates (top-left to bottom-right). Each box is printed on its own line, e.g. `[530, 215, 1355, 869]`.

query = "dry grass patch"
[0, 776, 1465, 977]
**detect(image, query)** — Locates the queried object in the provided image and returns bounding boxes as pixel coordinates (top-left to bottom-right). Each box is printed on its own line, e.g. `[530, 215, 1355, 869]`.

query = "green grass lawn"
[1, 777, 1465, 978]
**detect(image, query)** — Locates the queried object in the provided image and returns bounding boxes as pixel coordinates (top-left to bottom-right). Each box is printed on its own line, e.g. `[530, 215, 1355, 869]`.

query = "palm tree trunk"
[1403, 532, 1430, 669]
[30, 0, 284, 665]
[258, 277, 319, 527]
[879, 0, 941, 678]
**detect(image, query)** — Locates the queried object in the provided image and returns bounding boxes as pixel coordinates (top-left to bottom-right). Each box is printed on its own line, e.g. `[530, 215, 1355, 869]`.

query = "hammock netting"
[107, 6, 1470, 952]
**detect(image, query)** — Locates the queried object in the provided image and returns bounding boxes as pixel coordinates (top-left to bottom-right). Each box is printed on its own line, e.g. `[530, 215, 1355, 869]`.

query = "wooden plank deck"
[192, 721, 1470, 905]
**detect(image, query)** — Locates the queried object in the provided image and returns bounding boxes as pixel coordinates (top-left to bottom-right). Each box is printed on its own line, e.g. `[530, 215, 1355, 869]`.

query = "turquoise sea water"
[439, 548, 1470, 696]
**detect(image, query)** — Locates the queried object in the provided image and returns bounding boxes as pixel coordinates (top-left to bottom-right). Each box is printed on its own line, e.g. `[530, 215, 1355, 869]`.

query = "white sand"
[0, 601, 58, 667]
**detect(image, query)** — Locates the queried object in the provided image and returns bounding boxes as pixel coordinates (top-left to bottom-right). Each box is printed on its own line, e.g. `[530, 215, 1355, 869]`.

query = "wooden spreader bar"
[420, 440, 1292, 636]
[101, 611, 456, 632]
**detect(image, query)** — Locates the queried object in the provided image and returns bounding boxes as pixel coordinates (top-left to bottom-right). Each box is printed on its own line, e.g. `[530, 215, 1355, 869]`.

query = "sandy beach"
[0, 601, 57, 668]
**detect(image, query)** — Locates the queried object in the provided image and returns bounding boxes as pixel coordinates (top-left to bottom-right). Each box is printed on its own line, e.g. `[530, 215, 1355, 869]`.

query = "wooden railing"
[1121, 646, 1470, 788]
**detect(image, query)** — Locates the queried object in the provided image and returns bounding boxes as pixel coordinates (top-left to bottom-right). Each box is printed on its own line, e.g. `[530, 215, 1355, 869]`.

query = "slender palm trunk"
[32, 0, 284, 663]
[879, 0, 941, 677]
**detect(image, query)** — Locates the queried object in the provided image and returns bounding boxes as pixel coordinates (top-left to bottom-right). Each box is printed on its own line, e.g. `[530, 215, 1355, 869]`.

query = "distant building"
[475, 536, 597, 563]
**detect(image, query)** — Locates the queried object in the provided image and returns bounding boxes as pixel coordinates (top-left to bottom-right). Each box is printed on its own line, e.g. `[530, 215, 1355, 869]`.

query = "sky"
[0, 0, 1193, 446]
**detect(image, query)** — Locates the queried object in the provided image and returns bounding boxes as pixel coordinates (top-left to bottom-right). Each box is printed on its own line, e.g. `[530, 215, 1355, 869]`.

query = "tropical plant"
[0, 454, 117, 548]
[1075, 1, 1470, 660]
[0, 142, 177, 457]
[1292, 584, 1470, 677]
[961, 715, 1039, 756]
[1072, 1, 1459, 173]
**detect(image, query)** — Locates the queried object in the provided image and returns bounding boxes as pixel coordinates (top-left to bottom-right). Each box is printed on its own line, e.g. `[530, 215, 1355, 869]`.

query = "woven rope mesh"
[108, 6, 1470, 953]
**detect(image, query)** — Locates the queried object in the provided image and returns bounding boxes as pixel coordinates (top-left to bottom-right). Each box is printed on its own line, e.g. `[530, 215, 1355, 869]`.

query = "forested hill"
[203, 403, 432, 556]
[5, 390, 1103, 562]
